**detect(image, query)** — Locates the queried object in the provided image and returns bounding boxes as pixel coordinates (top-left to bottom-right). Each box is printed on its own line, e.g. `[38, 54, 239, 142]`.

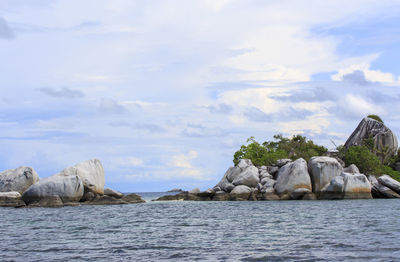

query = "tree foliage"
[343, 145, 381, 175]
[367, 114, 384, 123]
[233, 134, 327, 166]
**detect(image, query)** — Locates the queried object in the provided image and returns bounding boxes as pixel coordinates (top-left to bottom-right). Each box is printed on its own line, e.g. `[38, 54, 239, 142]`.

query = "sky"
[0, 0, 400, 192]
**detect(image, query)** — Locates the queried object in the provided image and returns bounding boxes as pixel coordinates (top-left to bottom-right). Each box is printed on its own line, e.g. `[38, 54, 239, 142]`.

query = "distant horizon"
[1, 1, 400, 192]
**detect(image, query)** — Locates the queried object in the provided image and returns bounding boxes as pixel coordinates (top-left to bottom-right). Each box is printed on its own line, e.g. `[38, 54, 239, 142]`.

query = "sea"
[1, 192, 399, 262]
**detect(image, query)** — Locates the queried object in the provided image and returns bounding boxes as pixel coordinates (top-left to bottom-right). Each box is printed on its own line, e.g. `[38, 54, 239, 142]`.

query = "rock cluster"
[156, 157, 393, 201]
[0, 159, 145, 208]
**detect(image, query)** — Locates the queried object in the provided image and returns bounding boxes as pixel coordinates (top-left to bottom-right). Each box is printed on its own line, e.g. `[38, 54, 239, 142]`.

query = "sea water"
[0, 195, 399, 261]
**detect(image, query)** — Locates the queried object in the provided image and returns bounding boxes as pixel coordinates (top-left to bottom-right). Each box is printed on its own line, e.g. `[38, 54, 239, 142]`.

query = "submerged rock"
[0, 166, 39, 194]
[86, 195, 128, 205]
[121, 193, 146, 203]
[22, 174, 84, 205]
[274, 158, 312, 195]
[344, 117, 398, 163]
[59, 159, 105, 195]
[308, 156, 343, 193]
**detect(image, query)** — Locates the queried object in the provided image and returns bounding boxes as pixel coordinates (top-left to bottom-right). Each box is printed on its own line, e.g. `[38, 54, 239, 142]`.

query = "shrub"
[380, 165, 400, 182]
[367, 114, 384, 123]
[344, 145, 381, 175]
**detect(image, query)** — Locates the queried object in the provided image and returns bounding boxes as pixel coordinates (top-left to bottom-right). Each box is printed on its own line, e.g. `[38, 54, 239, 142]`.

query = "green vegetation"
[343, 145, 381, 175]
[367, 114, 384, 123]
[233, 134, 327, 166]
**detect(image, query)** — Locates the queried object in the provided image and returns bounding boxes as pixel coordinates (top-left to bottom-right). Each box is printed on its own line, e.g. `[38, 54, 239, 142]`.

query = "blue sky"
[0, 0, 400, 192]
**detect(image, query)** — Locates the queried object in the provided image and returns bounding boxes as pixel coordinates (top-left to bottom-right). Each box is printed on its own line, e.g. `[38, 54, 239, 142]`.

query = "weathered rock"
[344, 117, 398, 163]
[0, 191, 25, 207]
[257, 192, 280, 200]
[81, 191, 96, 202]
[275, 159, 292, 167]
[302, 192, 317, 200]
[104, 188, 123, 199]
[22, 174, 84, 204]
[0, 166, 39, 194]
[197, 189, 215, 198]
[212, 191, 230, 201]
[343, 164, 360, 174]
[274, 158, 312, 195]
[341, 172, 372, 199]
[232, 166, 260, 188]
[266, 166, 279, 177]
[238, 159, 253, 169]
[155, 193, 186, 201]
[369, 175, 400, 198]
[230, 185, 252, 201]
[290, 188, 311, 200]
[259, 171, 273, 180]
[59, 159, 105, 195]
[86, 195, 128, 205]
[319, 176, 344, 200]
[121, 193, 145, 203]
[377, 175, 400, 194]
[308, 156, 343, 193]
[260, 177, 276, 187]
[32, 196, 64, 208]
[216, 167, 239, 192]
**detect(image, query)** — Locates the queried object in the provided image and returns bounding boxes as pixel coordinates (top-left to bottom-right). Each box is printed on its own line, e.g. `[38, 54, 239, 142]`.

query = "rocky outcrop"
[308, 156, 343, 193]
[104, 188, 123, 199]
[22, 174, 84, 205]
[59, 159, 105, 195]
[121, 193, 146, 203]
[368, 175, 400, 198]
[0, 166, 39, 194]
[0, 191, 25, 207]
[216, 160, 260, 191]
[274, 158, 312, 195]
[341, 172, 372, 199]
[344, 117, 398, 163]
[377, 175, 400, 194]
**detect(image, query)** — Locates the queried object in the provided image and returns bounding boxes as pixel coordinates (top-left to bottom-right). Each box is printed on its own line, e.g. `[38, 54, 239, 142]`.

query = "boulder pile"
[0, 159, 145, 208]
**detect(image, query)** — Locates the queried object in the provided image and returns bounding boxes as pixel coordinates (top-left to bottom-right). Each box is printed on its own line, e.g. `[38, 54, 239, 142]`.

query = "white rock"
[308, 156, 343, 192]
[215, 167, 238, 192]
[238, 159, 253, 169]
[341, 172, 372, 199]
[343, 164, 360, 174]
[274, 158, 312, 194]
[322, 176, 344, 193]
[275, 159, 292, 167]
[0, 166, 39, 194]
[377, 175, 400, 194]
[232, 166, 260, 188]
[230, 185, 252, 194]
[0, 191, 21, 199]
[260, 177, 276, 187]
[22, 174, 84, 204]
[59, 159, 105, 194]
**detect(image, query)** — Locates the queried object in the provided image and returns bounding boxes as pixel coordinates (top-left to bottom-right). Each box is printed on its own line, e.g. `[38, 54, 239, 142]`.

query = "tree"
[344, 145, 381, 175]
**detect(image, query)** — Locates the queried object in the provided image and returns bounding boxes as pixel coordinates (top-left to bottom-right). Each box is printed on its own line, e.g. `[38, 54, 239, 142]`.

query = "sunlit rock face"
[344, 117, 398, 163]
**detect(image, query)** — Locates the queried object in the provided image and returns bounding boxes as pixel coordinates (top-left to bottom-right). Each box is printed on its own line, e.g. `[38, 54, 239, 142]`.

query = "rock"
[212, 191, 230, 201]
[308, 156, 343, 193]
[197, 189, 215, 197]
[290, 188, 311, 200]
[212, 186, 221, 192]
[59, 159, 105, 195]
[86, 195, 128, 205]
[121, 193, 145, 203]
[319, 176, 344, 200]
[302, 192, 317, 200]
[377, 175, 400, 194]
[238, 159, 253, 169]
[232, 166, 260, 188]
[33, 196, 64, 208]
[104, 188, 123, 199]
[22, 174, 84, 204]
[230, 185, 252, 201]
[259, 171, 273, 180]
[274, 158, 312, 195]
[275, 159, 292, 167]
[216, 167, 239, 192]
[81, 191, 96, 202]
[0, 166, 39, 194]
[188, 188, 201, 194]
[344, 117, 398, 163]
[369, 175, 400, 198]
[257, 192, 280, 200]
[266, 166, 279, 177]
[0, 191, 25, 207]
[167, 188, 183, 192]
[343, 164, 360, 174]
[260, 177, 276, 187]
[155, 193, 186, 201]
[341, 172, 372, 199]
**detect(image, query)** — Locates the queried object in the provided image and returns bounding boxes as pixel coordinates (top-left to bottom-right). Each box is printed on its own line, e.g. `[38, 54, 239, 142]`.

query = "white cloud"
[332, 63, 395, 83]
[171, 150, 198, 168]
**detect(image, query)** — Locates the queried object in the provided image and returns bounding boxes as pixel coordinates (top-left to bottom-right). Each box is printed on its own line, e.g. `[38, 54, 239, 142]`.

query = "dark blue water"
[0, 195, 399, 261]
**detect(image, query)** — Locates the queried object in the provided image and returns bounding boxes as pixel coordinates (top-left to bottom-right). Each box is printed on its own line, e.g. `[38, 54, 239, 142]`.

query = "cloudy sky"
[1, 0, 400, 192]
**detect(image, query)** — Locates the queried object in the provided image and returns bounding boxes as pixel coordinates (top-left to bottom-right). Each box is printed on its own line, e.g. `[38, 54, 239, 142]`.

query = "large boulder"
[368, 175, 400, 198]
[104, 188, 123, 199]
[308, 156, 343, 193]
[377, 175, 400, 194]
[59, 159, 105, 195]
[344, 117, 398, 163]
[274, 158, 312, 195]
[232, 166, 259, 188]
[22, 174, 84, 204]
[320, 176, 344, 200]
[215, 166, 239, 192]
[0, 166, 39, 194]
[230, 185, 252, 200]
[0, 191, 25, 207]
[341, 172, 372, 199]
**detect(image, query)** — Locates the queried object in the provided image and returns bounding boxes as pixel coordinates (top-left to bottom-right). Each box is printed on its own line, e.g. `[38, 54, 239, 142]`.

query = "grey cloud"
[342, 70, 369, 86]
[0, 17, 14, 39]
[244, 107, 272, 122]
[244, 106, 314, 123]
[108, 121, 166, 133]
[366, 90, 399, 104]
[271, 87, 336, 102]
[206, 103, 233, 114]
[181, 128, 227, 138]
[99, 98, 128, 114]
[39, 87, 85, 98]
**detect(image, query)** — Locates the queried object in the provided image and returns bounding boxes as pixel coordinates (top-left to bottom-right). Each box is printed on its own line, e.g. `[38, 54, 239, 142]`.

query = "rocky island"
[156, 116, 400, 201]
[0, 159, 145, 207]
